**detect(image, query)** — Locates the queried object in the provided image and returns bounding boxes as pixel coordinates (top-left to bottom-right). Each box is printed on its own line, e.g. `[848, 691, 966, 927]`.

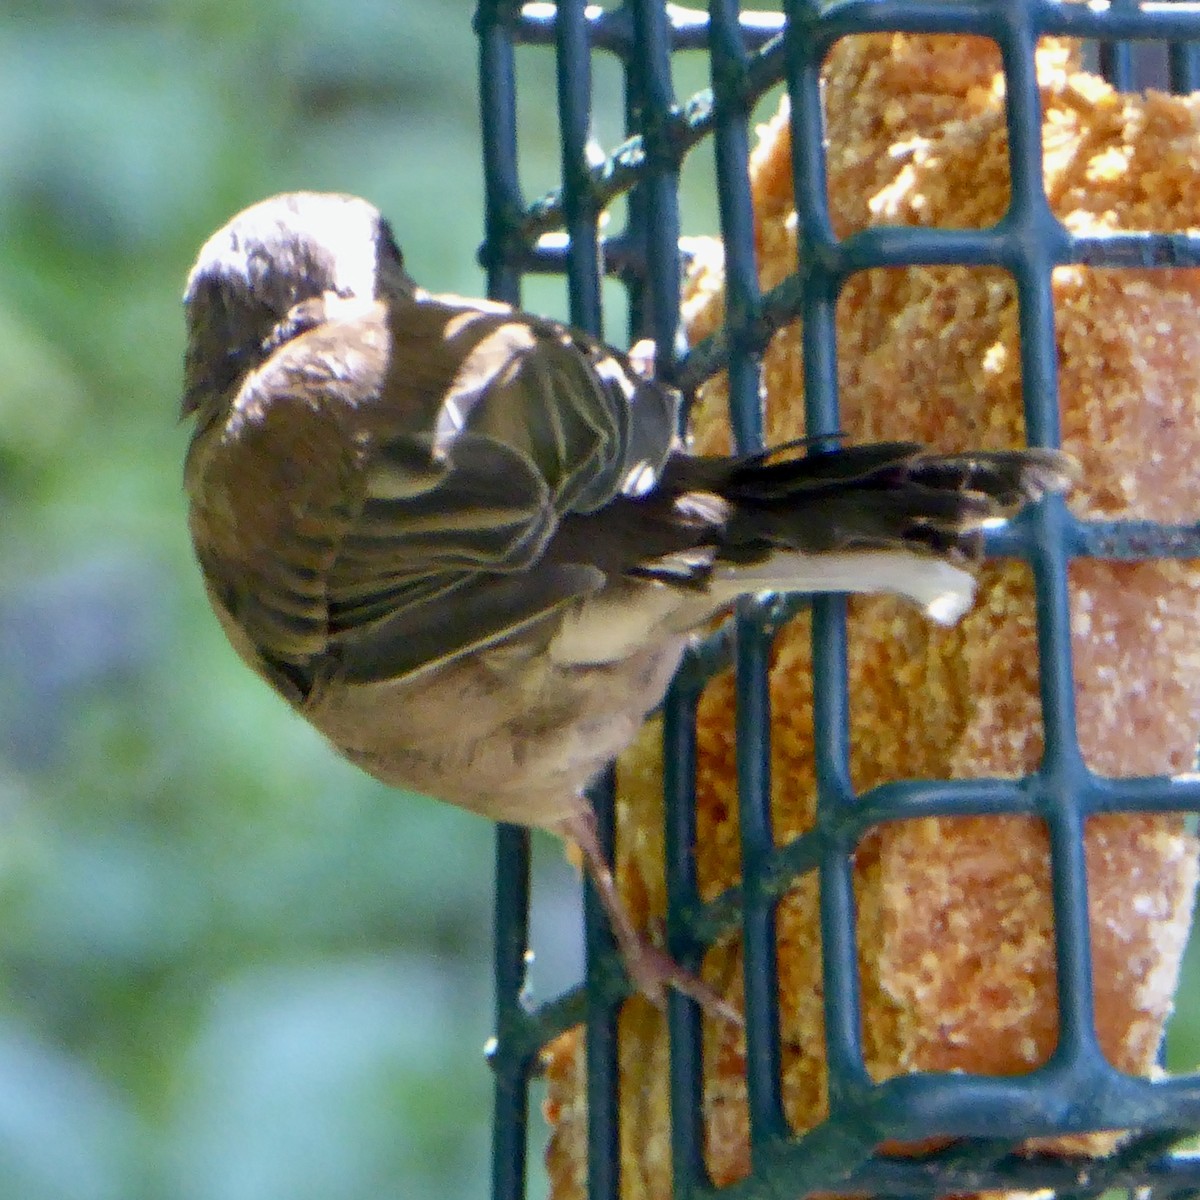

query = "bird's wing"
[194, 293, 683, 691]
[325, 297, 683, 684]
[185, 304, 389, 699]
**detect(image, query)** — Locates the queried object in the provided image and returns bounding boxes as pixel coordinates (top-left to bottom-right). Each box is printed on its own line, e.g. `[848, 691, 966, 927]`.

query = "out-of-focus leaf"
[0, 1023, 143, 1200]
[0, 299, 87, 476]
[167, 956, 490, 1200]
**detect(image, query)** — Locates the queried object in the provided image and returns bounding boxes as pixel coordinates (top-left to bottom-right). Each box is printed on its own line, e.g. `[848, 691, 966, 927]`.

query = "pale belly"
[299, 633, 689, 828]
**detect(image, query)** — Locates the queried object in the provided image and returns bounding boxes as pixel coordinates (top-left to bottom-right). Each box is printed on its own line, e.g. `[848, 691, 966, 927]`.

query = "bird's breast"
[299, 632, 689, 828]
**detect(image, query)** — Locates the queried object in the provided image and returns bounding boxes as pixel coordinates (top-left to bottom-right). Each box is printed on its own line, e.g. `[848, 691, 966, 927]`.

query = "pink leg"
[558, 808, 743, 1027]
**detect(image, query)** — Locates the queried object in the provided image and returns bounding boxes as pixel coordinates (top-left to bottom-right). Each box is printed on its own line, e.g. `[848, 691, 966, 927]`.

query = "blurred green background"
[0, 3, 580, 1198]
[2, 3, 1199, 1199]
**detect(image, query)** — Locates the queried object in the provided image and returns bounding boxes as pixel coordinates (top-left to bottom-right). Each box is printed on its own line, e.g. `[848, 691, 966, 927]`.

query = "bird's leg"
[558, 808, 743, 1026]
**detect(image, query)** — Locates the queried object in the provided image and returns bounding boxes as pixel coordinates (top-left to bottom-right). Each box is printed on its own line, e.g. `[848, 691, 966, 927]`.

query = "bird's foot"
[619, 921, 743, 1027]
[558, 809, 743, 1028]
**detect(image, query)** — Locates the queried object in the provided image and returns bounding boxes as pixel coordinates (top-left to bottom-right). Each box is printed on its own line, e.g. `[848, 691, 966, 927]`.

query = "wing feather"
[188, 290, 683, 693]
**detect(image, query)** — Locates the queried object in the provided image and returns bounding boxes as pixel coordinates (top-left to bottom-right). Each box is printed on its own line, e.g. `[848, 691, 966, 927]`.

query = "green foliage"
[0, 3, 513, 1197]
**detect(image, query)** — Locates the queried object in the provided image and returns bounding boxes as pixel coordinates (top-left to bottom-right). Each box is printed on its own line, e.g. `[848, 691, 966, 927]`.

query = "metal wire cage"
[476, 2, 1200, 1197]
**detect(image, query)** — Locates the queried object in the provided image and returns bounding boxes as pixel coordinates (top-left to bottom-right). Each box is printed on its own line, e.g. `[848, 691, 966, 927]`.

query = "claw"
[558, 808, 744, 1028]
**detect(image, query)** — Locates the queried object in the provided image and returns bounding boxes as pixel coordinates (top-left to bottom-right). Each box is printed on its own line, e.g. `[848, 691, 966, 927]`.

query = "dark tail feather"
[547, 443, 1077, 598]
[677, 443, 1078, 565]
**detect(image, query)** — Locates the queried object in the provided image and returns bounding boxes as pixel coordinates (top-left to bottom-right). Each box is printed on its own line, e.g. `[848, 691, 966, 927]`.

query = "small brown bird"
[182, 192, 1075, 1020]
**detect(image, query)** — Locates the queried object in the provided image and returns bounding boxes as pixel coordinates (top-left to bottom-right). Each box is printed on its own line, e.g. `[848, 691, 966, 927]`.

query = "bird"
[181, 191, 1077, 1022]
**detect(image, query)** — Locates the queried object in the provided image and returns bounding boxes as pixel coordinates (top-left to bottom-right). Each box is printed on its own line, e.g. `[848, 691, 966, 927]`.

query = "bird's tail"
[661, 442, 1078, 624]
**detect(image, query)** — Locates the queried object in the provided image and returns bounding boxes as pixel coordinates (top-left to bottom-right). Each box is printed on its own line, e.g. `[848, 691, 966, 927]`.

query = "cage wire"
[475, 1, 1200, 1197]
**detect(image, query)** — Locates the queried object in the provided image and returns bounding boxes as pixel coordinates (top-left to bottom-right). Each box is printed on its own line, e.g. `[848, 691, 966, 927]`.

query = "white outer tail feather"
[708, 548, 977, 626]
[550, 548, 976, 668]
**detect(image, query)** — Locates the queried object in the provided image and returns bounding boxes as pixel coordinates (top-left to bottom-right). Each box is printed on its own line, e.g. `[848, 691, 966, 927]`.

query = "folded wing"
[192, 292, 684, 693]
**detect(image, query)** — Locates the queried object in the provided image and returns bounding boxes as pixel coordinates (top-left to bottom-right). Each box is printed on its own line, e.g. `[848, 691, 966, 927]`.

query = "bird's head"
[180, 191, 412, 420]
